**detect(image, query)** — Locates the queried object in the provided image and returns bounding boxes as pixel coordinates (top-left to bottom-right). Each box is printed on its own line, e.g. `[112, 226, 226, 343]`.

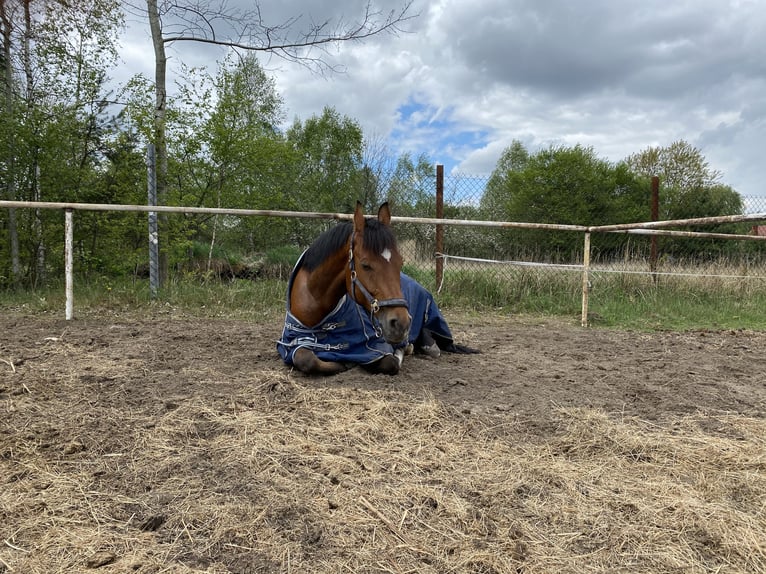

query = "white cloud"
[117, 0, 766, 197]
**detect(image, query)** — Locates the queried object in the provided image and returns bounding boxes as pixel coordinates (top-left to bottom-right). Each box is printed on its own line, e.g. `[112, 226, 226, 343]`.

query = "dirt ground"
[2, 312, 766, 573]
[5, 312, 766, 423]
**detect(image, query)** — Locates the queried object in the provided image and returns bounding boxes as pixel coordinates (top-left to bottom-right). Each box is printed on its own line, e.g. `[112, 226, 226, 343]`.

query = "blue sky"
[118, 0, 766, 199]
[389, 99, 490, 175]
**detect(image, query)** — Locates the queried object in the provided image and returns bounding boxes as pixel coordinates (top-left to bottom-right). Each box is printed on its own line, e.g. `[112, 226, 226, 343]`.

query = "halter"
[348, 233, 409, 315]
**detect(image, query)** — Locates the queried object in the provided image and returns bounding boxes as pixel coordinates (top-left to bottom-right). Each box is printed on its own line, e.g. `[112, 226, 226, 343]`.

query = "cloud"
[116, 0, 766, 198]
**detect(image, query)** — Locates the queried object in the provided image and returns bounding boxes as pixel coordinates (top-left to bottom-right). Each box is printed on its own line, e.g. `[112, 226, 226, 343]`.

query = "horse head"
[347, 202, 411, 345]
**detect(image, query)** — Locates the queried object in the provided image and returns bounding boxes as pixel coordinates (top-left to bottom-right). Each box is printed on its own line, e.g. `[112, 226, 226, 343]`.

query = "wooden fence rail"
[2, 200, 766, 325]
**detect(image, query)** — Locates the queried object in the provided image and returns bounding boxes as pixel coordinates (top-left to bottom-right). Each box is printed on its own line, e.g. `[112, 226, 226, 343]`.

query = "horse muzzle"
[378, 306, 411, 345]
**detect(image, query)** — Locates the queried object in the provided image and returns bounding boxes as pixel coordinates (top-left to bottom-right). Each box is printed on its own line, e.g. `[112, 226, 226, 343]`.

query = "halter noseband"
[348, 233, 408, 314]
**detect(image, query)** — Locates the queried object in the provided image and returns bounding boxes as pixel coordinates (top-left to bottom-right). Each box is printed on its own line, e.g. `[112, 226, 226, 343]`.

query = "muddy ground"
[1, 312, 765, 572]
[4, 313, 765, 424]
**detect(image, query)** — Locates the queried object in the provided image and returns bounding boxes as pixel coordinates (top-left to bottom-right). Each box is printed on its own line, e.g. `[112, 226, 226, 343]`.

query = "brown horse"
[277, 202, 412, 375]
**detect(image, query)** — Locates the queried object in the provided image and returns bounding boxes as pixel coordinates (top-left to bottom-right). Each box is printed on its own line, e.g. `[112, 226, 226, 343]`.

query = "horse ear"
[354, 201, 365, 233]
[378, 202, 391, 226]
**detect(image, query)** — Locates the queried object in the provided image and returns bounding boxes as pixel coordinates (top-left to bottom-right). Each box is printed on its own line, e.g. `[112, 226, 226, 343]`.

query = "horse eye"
[361, 262, 373, 271]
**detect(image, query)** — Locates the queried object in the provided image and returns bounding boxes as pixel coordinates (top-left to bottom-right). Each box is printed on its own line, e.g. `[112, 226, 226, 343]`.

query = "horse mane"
[299, 219, 398, 272]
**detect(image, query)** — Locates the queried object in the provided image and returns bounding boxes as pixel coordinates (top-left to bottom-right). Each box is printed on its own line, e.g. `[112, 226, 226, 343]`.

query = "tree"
[382, 152, 435, 259]
[0, 0, 123, 286]
[358, 132, 398, 211]
[623, 140, 742, 221]
[624, 140, 745, 258]
[287, 106, 364, 212]
[199, 55, 292, 253]
[482, 142, 646, 258]
[481, 139, 529, 219]
[131, 0, 417, 285]
[205, 55, 285, 204]
[0, 0, 21, 285]
[386, 152, 435, 216]
[625, 140, 721, 193]
[500, 144, 634, 226]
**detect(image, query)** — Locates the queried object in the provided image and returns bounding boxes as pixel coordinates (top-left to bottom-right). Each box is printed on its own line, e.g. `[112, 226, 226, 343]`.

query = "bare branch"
[155, 0, 418, 73]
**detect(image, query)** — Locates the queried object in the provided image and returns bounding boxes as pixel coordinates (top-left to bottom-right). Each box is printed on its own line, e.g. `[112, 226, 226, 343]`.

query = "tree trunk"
[1, 0, 21, 287]
[23, 0, 44, 284]
[147, 0, 168, 285]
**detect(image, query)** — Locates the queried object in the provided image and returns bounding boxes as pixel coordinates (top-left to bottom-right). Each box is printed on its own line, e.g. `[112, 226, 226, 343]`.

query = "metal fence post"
[65, 209, 74, 320]
[147, 144, 159, 298]
[435, 164, 444, 291]
[581, 232, 591, 327]
[650, 175, 659, 284]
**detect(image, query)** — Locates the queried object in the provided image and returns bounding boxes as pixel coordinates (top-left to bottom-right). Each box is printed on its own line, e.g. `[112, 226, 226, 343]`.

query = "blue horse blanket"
[277, 260, 453, 367]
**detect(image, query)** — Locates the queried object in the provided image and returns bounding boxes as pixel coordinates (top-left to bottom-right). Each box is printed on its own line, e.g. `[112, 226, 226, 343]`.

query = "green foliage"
[0, 0, 125, 288]
[383, 152, 437, 256]
[501, 144, 636, 225]
[479, 140, 749, 263]
[286, 106, 365, 215]
[480, 142, 647, 259]
[386, 152, 436, 215]
[481, 139, 529, 218]
[625, 140, 722, 196]
[624, 142, 746, 258]
[266, 245, 301, 267]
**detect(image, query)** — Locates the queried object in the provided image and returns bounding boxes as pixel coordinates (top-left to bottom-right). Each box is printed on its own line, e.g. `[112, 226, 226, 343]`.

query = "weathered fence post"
[435, 164, 444, 291]
[147, 144, 159, 298]
[64, 209, 74, 320]
[581, 232, 591, 327]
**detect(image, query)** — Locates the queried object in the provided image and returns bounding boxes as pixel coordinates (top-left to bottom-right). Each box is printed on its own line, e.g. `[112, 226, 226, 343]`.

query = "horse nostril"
[388, 315, 410, 334]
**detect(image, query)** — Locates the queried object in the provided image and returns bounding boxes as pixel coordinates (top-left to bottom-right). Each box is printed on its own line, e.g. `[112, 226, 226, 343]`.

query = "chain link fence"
[394, 169, 766, 321]
[3, 162, 765, 324]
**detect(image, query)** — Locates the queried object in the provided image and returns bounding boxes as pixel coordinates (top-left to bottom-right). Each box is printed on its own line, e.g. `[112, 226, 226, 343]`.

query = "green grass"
[0, 276, 286, 322]
[2, 267, 766, 331]
[588, 271, 766, 330]
[407, 266, 766, 330]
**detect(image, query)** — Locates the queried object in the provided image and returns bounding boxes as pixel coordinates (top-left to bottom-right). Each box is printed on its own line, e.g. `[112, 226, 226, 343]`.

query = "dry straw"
[2, 365, 765, 573]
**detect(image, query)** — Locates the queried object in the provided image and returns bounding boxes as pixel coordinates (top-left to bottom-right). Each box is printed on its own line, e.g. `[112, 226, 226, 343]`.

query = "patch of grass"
[2, 265, 766, 330]
[421, 266, 766, 330]
[582, 269, 765, 329]
[0, 276, 287, 322]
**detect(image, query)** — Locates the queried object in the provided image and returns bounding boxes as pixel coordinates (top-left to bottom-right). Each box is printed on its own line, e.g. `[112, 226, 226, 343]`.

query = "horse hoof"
[420, 343, 441, 358]
[369, 354, 400, 375]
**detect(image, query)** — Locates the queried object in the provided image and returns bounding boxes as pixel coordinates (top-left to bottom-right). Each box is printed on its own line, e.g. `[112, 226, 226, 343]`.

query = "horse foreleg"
[292, 347, 351, 376]
[292, 347, 405, 376]
[362, 348, 403, 375]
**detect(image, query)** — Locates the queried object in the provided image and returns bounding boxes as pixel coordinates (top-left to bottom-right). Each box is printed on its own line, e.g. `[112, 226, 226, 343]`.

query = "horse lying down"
[276, 201, 477, 376]
[277, 271, 478, 375]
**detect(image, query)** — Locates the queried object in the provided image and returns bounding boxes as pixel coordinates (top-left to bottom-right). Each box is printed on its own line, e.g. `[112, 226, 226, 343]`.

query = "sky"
[117, 0, 766, 198]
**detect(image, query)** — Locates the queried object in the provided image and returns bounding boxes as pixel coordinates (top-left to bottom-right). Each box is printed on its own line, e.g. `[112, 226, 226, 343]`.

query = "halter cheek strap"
[348, 235, 409, 314]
